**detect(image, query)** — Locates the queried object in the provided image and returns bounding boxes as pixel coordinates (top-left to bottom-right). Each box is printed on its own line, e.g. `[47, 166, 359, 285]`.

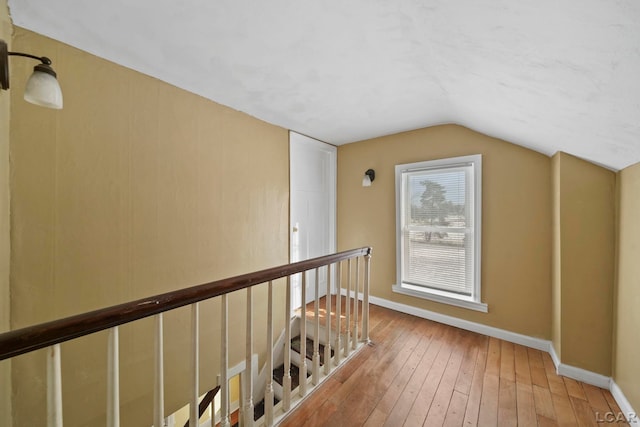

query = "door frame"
[289, 131, 337, 307]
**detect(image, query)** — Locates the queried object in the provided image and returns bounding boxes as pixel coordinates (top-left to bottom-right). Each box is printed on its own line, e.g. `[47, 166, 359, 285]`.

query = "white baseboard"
[549, 341, 611, 389]
[366, 294, 636, 422]
[368, 294, 550, 351]
[339, 287, 364, 300]
[611, 381, 639, 424]
[549, 343, 611, 388]
[549, 342, 561, 368]
[556, 363, 612, 389]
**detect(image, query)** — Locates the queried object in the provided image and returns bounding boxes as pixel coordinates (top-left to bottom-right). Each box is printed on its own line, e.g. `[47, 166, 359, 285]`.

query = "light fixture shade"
[362, 169, 375, 187]
[24, 66, 63, 109]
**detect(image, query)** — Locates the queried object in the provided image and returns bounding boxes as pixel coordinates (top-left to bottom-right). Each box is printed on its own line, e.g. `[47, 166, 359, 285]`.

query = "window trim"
[394, 154, 487, 312]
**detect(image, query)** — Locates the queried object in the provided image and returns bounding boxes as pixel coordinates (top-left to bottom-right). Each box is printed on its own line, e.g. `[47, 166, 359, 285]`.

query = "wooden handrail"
[183, 386, 220, 427]
[0, 247, 371, 361]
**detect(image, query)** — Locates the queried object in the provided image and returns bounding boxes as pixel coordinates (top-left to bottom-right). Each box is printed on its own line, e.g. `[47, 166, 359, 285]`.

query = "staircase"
[251, 311, 348, 425]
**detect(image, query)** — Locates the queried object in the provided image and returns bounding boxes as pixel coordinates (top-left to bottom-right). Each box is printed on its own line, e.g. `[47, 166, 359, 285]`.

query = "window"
[394, 155, 487, 312]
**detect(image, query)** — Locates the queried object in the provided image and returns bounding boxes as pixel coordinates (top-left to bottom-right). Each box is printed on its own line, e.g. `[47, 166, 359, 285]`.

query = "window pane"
[404, 230, 472, 295]
[407, 169, 466, 229]
[397, 157, 480, 302]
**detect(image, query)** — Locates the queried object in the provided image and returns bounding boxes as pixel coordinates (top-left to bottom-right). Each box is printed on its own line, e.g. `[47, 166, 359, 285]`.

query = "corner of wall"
[613, 161, 640, 416]
[550, 152, 562, 360]
[552, 152, 616, 376]
[611, 169, 620, 377]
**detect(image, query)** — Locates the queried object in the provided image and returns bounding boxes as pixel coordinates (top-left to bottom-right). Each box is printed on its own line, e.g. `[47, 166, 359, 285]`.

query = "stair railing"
[0, 246, 372, 427]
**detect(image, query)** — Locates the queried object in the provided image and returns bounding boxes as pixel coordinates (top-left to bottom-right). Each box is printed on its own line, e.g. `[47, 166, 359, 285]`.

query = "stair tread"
[290, 336, 335, 365]
[254, 396, 280, 421]
[272, 362, 310, 388]
[254, 334, 337, 422]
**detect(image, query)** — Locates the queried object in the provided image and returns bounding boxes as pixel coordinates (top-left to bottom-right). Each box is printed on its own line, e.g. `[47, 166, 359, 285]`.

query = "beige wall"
[615, 161, 640, 412]
[1, 3, 12, 427]
[9, 28, 289, 426]
[337, 125, 552, 339]
[551, 152, 615, 375]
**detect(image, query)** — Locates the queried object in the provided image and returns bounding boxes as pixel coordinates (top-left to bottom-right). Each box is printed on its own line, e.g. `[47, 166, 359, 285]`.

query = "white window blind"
[396, 155, 482, 305]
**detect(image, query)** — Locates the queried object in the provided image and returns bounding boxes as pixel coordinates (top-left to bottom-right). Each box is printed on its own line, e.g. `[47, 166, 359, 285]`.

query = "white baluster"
[363, 252, 371, 344]
[312, 268, 320, 385]
[323, 265, 332, 374]
[265, 281, 275, 426]
[344, 259, 352, 357]
[220, 295, 230, 427]
[210, 393, 216, 427]
[107, 327, 120, 427]
[299, 272, 307, 397]
[283, 276, 292, 411]
[324, 264, 332, 375]
[335, 262, 342, 365]
[244, 287, 254, 427]
[47, 344, 63, 427]
[353, 257, 360, 350]
[154, 314, 164, 427]
[190, 303, 199, 427]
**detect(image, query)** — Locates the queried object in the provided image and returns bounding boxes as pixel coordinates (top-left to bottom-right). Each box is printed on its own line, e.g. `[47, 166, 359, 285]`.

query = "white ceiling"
[8, 0, 640, 170]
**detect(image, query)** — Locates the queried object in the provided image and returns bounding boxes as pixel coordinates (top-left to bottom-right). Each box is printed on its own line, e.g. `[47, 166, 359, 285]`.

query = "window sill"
[392, 283, 488, 313]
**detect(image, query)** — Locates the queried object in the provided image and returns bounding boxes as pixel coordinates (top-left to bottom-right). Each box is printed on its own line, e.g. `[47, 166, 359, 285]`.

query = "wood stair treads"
[290, 336, 335, 366]
[272, 362, 309, 389]
[253, 396, 281, 421]
[254, 332, 337, 422]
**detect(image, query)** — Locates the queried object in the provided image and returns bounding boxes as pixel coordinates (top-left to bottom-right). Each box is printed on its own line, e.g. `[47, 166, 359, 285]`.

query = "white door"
[290, 132, 336, 309]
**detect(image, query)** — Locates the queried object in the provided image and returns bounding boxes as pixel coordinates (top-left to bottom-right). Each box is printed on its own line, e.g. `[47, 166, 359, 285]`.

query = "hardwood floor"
[281, 301, 627, 426]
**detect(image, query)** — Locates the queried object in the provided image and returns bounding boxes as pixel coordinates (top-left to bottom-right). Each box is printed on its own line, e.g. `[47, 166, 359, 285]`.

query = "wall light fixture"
[0, 39, 63, 109]
[362, 169, 375, 187]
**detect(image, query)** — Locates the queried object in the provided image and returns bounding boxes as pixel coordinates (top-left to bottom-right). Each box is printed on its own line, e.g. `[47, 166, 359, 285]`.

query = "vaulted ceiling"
[8, 0, 640, 170]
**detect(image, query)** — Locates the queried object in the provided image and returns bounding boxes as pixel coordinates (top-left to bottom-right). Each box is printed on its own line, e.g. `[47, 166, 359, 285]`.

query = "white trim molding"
[550, 344, 629, 396]
[549, 343, 561, 370]
[392, 283, 488, 313]
[369, 295, 547, 351]
[611, 381, 639, 424]
[369, 294, 637, 423]
[555, 361, 611, 389]
[395, 155, 483, 308]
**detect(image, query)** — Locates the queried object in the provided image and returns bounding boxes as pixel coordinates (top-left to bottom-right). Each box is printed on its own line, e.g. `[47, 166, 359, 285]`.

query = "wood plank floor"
[281, 300, 627, 427]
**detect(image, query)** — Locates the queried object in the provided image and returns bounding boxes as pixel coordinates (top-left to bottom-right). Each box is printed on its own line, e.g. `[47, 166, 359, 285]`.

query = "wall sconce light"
[0, 39, 63, 109]
[362, 169, 375, 187]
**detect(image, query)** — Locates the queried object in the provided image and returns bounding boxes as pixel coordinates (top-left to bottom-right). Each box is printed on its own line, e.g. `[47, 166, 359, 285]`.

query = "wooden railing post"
[283, 276, 292, 411]
[265, 281, 274, 426]
[220, 295, 230, 427]
[107, 327, 120, 427]
[154, 314, 164, 427]
[335, 262, 342, 365]
[324, 264, 332, 375]
[363, 252, 371, 343]
[344, 259, 352, 357]
[47, 344, 63, 427]
[244, 288, 254, 427]
[352, 257, 360, 350]
[299, 272, 307, 397]
[189, 303, 199, 427]
[312, 268, 321, 385]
